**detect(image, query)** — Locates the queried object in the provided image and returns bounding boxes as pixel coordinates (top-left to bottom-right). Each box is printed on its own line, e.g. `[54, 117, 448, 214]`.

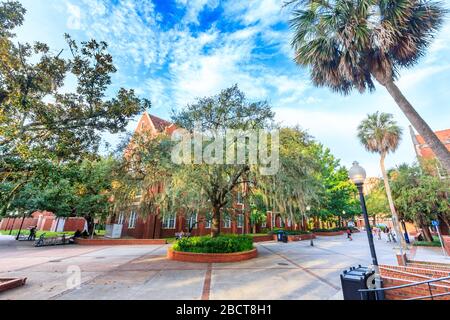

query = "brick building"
[0, 211, 86, 233]
[108, 112, 303, 239]
[410, 126, 450, 179]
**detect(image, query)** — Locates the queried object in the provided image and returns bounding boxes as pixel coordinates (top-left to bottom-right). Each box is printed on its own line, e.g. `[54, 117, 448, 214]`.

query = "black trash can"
[340, 266, 379, 300]
[276, 231, 288, 243]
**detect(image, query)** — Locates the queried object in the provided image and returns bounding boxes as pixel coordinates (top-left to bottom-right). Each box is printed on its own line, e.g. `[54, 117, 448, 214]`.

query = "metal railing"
[359, 275, 450, 300]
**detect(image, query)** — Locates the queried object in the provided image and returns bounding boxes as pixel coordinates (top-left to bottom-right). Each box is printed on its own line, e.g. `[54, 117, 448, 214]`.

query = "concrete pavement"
[0, 232, 440, 300]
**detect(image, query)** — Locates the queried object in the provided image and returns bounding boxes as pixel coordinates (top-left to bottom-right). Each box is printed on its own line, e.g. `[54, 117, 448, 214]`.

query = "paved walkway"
[0, 232, 445, 300]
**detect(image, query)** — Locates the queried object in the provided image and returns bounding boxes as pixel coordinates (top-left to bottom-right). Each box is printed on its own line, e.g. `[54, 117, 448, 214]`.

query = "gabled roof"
[411, 128, 450, 160]
[149, 114, 172, 132]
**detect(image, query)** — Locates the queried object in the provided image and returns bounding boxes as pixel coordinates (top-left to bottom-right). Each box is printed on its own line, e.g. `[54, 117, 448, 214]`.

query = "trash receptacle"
[276, 231, 288, 243]
[282, 232, 288, 243]
[340, 265, 379, 300]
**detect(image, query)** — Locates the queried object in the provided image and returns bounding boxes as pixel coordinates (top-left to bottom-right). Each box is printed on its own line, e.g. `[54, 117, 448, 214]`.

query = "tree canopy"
[0, 1, 149, 216]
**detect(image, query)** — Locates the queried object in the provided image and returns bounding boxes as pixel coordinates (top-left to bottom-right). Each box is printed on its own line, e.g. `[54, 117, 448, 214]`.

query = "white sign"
[105, 224, 123, 239]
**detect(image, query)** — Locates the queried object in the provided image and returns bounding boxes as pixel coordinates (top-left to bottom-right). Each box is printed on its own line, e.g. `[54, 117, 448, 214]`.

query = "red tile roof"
[149, 114, 172, 132]
[415, 129, 450, 159]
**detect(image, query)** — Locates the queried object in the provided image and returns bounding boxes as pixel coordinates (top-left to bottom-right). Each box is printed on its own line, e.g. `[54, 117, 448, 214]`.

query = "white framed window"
[237, 214, 244, 228]
[287, 218, 292, 228]
[163, 213, 176, 229]
[128, 210, 137, 229]
[188, 213, 198, 229]
[117, 212, 125, 225]
[271, 214, 275, 228]
[205, 218, 212, 229]
[237, 192, 243, 204]
[223, 216, 231, 228]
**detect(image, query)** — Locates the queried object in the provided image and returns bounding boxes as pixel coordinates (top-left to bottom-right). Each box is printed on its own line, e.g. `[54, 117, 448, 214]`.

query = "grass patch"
[173, 235, 254, 254]
[413, 236, 442, 247]
[164, 237, 177, 244]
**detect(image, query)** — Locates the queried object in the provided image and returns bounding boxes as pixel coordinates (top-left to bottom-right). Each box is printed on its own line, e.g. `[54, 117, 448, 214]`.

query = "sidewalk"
[0, 235, 16, 246]
[410, 245, 450, 264]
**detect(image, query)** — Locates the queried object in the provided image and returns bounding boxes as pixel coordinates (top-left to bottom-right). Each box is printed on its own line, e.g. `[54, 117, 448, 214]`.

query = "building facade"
[410, 126, 450, 179]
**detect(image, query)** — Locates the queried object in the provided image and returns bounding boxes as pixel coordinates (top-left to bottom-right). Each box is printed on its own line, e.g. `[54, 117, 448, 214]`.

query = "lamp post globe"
[349, 161, 367, 185]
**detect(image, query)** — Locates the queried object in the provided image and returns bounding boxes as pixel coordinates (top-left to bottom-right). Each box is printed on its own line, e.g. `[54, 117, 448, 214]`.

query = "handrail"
[379, 266, 446, 282]
[359, 275, 450, 301]
[359, 275, 450, 293]
[403, 291, 450, 301]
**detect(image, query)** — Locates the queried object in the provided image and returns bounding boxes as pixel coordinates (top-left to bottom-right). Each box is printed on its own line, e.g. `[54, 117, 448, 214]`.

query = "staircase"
[379, 264, 450, 300]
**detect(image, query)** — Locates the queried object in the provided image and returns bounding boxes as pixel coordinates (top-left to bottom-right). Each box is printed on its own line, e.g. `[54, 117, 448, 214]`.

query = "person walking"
[391, 229, 397, 243]
[346, 228, 353, 241]
[385, 227, 392, 242]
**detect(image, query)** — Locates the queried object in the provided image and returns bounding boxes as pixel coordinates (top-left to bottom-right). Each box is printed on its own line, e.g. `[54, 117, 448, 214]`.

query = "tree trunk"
[85, 215, 95, 236]
[383, 80, 450, 174]
[211, 206, 221, 238]
[420, 221, 433, 242]
[380, 153, 407, 251]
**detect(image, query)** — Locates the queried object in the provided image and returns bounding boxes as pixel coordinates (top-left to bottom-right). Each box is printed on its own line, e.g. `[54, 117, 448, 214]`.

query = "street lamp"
[306, 206, 314, 246]
[349, 162, 379, 268]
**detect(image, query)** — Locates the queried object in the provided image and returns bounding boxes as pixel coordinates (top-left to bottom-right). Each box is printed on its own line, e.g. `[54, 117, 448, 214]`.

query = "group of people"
[345, 226, 398, 243]
[372, 226, 397, 243]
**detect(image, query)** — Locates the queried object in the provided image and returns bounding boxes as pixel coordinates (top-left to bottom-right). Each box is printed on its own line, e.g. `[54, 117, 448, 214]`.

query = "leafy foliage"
[358, 112, 403, 155]
[173, 234, 254, 253]
[287, 0, 445, 93]
[390, 164, 450, 230]
[0, 1, 148, 216]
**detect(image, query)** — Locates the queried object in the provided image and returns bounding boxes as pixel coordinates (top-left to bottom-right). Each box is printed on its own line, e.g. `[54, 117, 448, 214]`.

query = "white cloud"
[66, 2, 81, 30]
[176, 0, 219, 25]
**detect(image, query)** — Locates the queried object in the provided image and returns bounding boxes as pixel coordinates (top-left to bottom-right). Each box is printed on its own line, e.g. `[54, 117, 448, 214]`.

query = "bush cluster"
[173, 235, 254, 253]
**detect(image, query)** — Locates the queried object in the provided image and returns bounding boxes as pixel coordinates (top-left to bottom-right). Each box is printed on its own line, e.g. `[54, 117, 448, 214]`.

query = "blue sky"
[15, 0, 450, 176]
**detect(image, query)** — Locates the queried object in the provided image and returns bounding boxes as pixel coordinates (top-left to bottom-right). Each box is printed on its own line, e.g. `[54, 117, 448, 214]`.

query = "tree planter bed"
[0, 278, 26, 293]
[271, 234, 316, 242]
[314, 231, 345, 236]
[167, 248, 258, 263]
[75, 238, 167, 246]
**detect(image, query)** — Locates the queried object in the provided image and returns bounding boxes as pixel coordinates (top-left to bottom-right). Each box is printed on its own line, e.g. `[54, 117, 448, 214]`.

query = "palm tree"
[288, 0, 450, 174]
[357, 112, 406, 249]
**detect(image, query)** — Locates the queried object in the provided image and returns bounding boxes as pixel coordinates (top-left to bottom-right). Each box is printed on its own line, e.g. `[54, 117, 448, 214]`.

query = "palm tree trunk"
[384, 80, 450, 174]
[380, 152, 407, 251]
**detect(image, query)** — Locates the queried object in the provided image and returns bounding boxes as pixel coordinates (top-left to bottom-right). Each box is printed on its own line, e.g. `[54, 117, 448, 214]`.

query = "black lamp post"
[306, 206, 314, 246]
[349, 162, 379, 267]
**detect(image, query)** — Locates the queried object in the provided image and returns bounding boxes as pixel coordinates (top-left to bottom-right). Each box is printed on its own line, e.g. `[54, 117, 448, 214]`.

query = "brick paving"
[0, 232, 445, 300]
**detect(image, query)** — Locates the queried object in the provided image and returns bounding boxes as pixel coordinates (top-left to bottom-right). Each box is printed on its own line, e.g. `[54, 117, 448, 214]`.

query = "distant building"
[409, 126, 450, 179]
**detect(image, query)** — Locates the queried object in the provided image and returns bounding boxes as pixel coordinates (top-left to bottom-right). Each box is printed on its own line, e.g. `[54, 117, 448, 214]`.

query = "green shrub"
[172, 235, 254, 254]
